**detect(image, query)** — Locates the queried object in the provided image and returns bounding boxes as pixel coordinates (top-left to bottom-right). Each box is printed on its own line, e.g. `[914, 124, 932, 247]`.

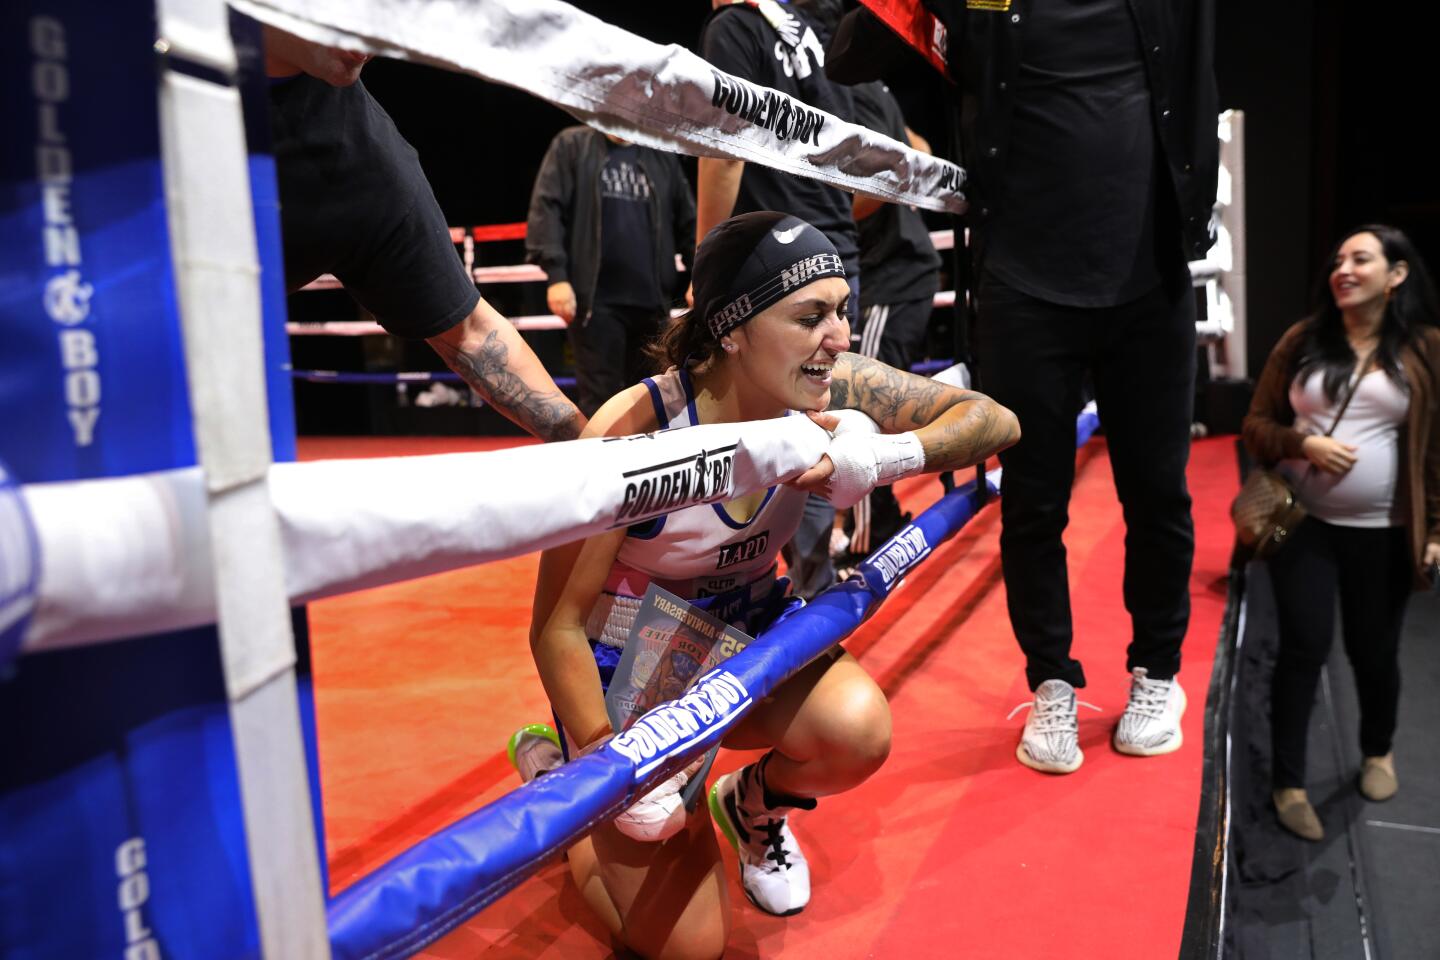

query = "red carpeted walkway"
[302, 434, 1238, 958]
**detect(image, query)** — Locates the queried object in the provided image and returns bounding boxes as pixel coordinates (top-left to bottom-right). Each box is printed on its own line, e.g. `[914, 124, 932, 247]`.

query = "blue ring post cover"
[0, 3, 288, 957]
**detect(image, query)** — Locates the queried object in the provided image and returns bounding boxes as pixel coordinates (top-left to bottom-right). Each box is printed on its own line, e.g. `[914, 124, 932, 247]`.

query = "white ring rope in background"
[289, 220, 1234, 339]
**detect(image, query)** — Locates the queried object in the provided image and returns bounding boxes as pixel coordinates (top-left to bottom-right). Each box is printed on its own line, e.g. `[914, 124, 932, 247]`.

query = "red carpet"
[302, 434, 1238, 957]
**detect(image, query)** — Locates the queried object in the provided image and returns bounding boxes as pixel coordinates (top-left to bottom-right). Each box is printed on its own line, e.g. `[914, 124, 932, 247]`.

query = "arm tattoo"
[431, 332, 584, 441]
[830, 352, 954, 430]
[918, 397, 1019, 471]
[830, 352, 1017, 470]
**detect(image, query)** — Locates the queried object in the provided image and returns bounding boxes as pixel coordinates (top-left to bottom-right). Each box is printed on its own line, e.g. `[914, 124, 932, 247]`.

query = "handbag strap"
[1320, 349, 1376, 437]
[1294, 350, 1375, 490]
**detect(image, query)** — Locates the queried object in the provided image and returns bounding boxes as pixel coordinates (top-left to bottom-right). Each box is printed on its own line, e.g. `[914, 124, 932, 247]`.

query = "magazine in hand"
[605, 584, 753, 810]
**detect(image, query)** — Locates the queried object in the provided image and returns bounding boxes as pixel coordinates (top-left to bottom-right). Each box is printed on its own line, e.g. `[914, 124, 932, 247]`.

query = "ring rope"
[230, 0, 970, 213]
[15, 416, 834, 657]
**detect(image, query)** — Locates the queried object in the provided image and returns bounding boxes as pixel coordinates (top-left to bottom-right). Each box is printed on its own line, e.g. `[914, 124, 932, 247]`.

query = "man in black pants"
[526, 127, 695, 417]
[263, 26, 584, 442]
[830, 0, 1218, 773]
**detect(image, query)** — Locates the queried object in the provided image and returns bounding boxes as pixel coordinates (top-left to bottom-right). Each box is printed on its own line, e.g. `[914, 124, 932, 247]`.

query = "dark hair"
[646, 211, 800, 371]
[1296, 223, 1440, 401]
[646, 306, 717, 372]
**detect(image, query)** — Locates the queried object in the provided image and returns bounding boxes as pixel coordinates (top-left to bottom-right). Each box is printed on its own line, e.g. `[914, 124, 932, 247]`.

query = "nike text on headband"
[698, 212, 848, 341]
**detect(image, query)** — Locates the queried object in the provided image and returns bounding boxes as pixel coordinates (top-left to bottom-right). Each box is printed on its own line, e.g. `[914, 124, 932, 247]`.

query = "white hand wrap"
[826, 407, 884, 437]
[823, 431, 926, 510]
[614, 770, 690, 842]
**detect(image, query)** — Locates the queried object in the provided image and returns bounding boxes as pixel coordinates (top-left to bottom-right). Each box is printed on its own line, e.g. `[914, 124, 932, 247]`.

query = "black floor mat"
[1225, 562, 1440, 960]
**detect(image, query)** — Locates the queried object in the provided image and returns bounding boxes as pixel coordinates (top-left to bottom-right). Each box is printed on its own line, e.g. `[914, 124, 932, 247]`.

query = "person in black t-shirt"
[526, 127, 696, 416]
[697, 2, 859, 288]
[829, 0, 1219, 776]
[842, 79, 943, 561]
[262, 26, 583, 441]
[698, 0, 860, 601]
[850, 82, 941, 370]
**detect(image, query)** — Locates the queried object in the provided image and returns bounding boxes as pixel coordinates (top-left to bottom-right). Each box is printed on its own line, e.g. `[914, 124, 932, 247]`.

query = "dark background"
[293, 1, 1439, 430]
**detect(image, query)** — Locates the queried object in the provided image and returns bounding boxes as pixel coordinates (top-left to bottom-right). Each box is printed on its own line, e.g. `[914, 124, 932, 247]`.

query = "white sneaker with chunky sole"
[1009, 679, 1099, 774]
[1113, 667, 1186, 756]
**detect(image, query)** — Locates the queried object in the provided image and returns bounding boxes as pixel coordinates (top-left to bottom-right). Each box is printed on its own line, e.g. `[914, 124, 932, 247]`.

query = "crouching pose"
[516, 212, 1019, 959]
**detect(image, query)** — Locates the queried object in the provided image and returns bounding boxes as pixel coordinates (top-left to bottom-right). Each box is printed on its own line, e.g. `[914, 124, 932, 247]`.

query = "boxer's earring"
[721, 340, 736, 353]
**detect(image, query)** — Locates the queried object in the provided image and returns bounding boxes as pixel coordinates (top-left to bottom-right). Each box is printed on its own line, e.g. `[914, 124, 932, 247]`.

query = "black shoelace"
[761, 820, 791, 869]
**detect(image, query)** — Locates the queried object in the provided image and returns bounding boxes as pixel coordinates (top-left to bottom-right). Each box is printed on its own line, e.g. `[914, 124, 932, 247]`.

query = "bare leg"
[561, 651, 887, 955]
[566, 806, 730, 960]
[726, 648, 892, 798]
[426, 297, 585, 441]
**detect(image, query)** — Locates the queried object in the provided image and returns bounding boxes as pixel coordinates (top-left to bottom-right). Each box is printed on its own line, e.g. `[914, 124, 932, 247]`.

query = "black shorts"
[269, 76, 479, 339]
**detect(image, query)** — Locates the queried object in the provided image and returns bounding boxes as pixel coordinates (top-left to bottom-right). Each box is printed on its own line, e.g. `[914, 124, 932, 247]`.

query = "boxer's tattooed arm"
[429, 330, 584, 441]
[829, 352, 1019, 470]
[915, 395, 1022, 471]
[829, 352, 954, 429]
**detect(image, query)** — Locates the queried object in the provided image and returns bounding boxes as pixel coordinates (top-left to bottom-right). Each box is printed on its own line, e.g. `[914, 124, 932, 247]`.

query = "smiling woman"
[511, 211, 1018, 960]
[1242, 223, 1440, 842]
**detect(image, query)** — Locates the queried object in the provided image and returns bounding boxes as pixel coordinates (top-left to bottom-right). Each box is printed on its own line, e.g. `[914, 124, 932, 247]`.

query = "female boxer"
[520, 211, 1018, 959]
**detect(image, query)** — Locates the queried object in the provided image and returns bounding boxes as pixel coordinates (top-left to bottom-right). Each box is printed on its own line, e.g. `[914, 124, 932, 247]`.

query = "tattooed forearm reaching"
[427, 299, 585, 442]
[828, 352, 1019, 470]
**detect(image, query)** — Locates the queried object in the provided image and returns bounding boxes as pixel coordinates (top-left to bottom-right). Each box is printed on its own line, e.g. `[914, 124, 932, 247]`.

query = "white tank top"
[608, 367, 809, 598]
[1281, 367, 1410, 527]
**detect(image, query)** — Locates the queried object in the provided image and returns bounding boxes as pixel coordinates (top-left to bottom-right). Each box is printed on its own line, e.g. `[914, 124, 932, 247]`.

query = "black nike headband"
[693, 212, 848, 341]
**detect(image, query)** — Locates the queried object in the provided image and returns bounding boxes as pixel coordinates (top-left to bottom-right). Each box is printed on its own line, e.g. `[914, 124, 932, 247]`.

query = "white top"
[1280, 366, 1410, 527]
[610, 368, 809, 598]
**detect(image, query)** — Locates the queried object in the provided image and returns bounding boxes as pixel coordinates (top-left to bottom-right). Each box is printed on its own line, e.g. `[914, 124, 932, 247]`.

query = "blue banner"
[1, 3, 303, 957]
[0, 5, 297, 479]
[0, 629, 261, 959]
[0, 0, 194, 483]
[246, 92, 298, 464]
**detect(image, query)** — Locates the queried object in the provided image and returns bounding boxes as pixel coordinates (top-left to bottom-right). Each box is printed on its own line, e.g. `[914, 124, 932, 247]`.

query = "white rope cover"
[228, 0, 967, 213]
[20, 414, 830, 654]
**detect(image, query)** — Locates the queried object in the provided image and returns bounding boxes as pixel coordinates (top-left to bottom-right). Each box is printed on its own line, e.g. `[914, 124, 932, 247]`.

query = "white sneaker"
[1113, 667, 1186, 756]
[506, 722, 563, 783]
[708, 763, 811, 916]
[1008, 679, 1099, 774]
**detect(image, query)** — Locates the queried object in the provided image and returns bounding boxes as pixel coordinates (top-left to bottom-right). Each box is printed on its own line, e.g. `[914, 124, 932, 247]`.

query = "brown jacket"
[1242, 320, 1440, 588]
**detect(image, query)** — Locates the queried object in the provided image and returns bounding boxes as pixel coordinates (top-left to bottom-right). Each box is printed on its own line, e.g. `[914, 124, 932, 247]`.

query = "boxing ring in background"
[1, 0, 1245, 957]
[287, 122, 1251, 388]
